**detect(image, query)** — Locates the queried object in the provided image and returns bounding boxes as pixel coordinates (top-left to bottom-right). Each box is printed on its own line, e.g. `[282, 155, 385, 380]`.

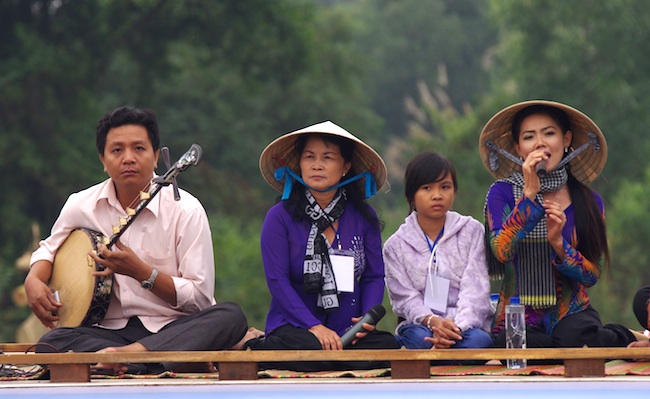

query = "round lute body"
[49, 228, 112, 327]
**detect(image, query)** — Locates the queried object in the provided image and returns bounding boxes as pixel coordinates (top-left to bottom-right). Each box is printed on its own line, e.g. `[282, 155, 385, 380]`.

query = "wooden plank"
[2, 346, 650, 383]
[217, 362, 259, 380]
[2, 347, 650, 364]
[0, 343, 35, 353]
[390, 360, 430, 379]
[564, 359, 605, 377]
[50, 364, 90, 383]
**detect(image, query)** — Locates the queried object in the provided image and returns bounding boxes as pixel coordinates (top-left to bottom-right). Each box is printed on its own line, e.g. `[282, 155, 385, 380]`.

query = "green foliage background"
[2, 0, 650, 341]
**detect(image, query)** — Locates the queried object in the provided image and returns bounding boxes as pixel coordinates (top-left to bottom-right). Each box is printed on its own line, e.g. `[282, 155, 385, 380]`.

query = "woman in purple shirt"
[247, 121, 399, 371]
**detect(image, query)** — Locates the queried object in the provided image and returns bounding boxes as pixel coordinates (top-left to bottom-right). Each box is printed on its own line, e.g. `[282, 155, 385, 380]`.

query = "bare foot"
[92, 347, 128, 375]
[230, 327, 265, 350]
[92, 342, 148, 375]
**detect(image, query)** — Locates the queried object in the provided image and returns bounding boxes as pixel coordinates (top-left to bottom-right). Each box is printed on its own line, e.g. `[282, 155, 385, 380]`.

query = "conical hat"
[479, 100, 607, 184]
[259, 121, 387, 193]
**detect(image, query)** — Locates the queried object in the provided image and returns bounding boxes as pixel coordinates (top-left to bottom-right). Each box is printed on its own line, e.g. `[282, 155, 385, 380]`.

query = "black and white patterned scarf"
[485, 167, 568, 308]
[303, 188, 347, 311]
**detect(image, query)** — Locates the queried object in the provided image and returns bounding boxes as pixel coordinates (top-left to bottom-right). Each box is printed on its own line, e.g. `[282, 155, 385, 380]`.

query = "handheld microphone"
[535, 160, 547, 178]
[340, 304, 386, 347]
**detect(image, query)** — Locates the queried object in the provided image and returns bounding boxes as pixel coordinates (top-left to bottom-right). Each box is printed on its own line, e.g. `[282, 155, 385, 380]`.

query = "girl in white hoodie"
[384, 151, 494, 350]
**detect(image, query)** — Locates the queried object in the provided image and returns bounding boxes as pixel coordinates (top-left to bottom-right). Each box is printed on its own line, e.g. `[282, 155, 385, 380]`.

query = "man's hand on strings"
[90, 239, 145, 279]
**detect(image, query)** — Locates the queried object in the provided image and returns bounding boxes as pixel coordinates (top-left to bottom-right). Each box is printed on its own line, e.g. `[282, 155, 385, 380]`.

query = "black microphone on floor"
[535, 160, 547, 178]
[340, 304, 386, 348]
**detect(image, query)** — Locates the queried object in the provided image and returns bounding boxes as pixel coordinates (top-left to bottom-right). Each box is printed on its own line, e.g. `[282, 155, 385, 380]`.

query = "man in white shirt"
[24, 106, 254, 374]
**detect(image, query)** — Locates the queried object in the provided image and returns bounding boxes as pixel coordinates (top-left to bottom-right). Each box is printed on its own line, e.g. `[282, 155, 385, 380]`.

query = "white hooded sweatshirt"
[383, 211, 493, 333]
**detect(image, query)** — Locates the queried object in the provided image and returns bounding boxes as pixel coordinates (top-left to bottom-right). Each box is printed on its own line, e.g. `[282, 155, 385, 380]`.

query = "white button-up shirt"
[30, 177, 216, 332]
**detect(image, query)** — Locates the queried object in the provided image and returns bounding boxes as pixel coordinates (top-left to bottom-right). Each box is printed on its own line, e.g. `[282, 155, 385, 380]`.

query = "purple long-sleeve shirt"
[260, 201, 386, 336]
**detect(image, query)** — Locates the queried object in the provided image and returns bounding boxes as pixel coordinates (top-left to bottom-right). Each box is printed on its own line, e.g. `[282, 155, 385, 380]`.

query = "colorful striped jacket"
[485, 181, 603, 336]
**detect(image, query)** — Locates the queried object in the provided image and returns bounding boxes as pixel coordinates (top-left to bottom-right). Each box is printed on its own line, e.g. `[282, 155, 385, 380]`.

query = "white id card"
[331, 253, 354, 293]
[424, 273, 450, 313]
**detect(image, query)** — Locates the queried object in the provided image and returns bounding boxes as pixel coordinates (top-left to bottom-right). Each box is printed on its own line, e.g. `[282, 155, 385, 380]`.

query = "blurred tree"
[594, 167, 650, 329]
[211, 215, 269, 330]
[339, 0, 496, 137]
[385, 76, 488, 220]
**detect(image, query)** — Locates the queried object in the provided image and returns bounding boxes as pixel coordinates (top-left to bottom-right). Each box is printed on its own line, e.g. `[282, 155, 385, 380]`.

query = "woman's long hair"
[512, 105, 609, 266]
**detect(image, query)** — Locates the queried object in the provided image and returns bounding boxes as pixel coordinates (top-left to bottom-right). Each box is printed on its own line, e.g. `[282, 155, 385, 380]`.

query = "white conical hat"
[479, 100, 607, 184]
[259, 121, 387, 193]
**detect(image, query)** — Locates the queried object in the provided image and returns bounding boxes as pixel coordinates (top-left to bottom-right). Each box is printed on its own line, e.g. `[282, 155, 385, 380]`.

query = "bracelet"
[426, 314, 437, 331]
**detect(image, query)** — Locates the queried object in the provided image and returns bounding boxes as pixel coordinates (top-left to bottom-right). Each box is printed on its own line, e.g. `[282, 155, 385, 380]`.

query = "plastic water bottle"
[490, 293, 499, 313]
[505, 296, 527, 369]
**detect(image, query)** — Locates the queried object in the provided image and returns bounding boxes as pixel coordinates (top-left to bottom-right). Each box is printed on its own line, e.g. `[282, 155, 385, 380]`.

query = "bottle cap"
[510, 296, 520, 305]
[490, 293, 499, 301]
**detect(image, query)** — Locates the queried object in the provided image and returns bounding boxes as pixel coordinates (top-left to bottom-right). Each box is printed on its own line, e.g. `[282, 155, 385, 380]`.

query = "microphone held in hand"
[535, 160, 547, 178]
[340, 304, 386, 348]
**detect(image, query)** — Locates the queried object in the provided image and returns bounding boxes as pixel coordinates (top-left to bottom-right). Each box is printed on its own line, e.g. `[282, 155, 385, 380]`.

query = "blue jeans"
[395, 323, 494, 349]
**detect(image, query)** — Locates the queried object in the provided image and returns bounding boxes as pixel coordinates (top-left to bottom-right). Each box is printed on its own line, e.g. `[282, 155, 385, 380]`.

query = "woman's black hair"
[511, 104, 610, 266]
[280, 133, 382, 230]
[404, 151, 457, 214]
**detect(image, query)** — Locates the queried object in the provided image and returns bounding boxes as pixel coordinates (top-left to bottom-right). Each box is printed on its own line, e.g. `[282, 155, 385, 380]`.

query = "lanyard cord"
[330, 223, 341, 251]
[274, 166, 378, 200]
[425, 228, 444, 277]
[424, 228, 444, 253]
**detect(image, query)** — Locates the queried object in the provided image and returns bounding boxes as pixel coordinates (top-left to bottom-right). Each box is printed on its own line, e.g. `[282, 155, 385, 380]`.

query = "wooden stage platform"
[2, 343, 650, 398]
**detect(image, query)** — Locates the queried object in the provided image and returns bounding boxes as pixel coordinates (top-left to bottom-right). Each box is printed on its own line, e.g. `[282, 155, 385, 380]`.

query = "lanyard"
[330, 223, 341, 250]
[425, 228, 444, 277]
[274, 166, 378, 200]
[424, 228, 444, 253]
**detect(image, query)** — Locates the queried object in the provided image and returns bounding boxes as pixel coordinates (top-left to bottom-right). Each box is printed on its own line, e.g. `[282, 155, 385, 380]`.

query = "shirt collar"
[96, 176, 160, 218]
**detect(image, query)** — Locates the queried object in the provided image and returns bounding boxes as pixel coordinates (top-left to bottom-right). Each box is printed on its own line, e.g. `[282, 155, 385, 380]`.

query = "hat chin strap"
[274, 166, 377, 200]
[487, 132, 600, 174]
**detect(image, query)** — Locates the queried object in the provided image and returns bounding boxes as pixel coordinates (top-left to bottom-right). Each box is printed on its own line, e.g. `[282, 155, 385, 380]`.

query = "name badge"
[424, 273, 450, 313]
[331, 251, 354, 293]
